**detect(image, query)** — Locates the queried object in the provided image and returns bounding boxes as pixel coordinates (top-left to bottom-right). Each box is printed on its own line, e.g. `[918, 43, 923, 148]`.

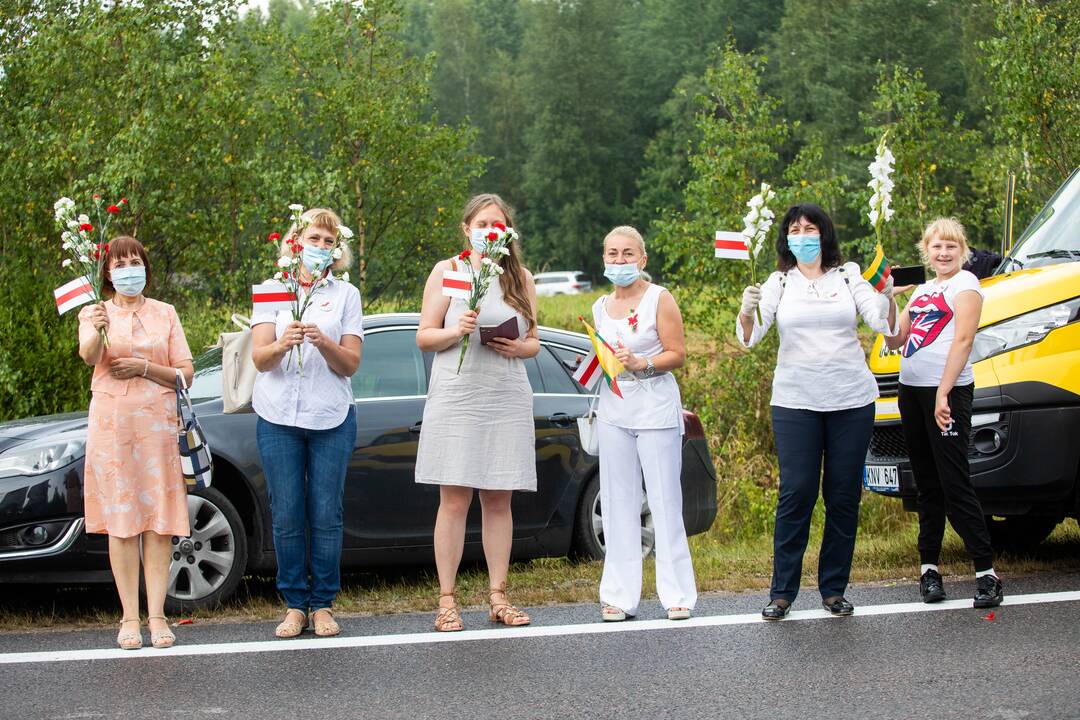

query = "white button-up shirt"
[251, 278, 364, 430]
[736, 262, 898, 412]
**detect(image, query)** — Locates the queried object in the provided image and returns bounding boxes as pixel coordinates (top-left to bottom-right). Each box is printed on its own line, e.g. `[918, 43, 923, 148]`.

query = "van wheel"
[164, 487, 248, 614]
[985, 515, 1061, 554]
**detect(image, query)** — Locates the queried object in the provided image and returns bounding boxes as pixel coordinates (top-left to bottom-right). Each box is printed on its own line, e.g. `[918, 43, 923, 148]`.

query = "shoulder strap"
[449, 257, 458, 272]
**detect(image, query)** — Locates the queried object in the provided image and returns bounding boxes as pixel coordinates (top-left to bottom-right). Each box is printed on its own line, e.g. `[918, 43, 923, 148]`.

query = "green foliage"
[651, 44, 789, 331]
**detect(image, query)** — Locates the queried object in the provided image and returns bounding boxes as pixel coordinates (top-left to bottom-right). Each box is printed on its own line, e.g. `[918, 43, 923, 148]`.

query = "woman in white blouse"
[737, 203, 905, 620]
[251, 208, 364, 639]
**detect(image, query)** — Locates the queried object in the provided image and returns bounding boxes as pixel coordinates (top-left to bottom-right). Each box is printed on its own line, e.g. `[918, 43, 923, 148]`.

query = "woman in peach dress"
[77, 236, 194, 650]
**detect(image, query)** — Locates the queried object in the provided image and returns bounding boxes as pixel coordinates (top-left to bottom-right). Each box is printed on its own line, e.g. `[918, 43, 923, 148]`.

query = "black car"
[0, 314, 717, 611]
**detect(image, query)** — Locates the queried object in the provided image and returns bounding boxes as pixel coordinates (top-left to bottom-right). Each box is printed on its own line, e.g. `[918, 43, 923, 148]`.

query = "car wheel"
[164, 487, 248, 614]
[985, 514, 1061, 554]
[572, 474, 655, 560]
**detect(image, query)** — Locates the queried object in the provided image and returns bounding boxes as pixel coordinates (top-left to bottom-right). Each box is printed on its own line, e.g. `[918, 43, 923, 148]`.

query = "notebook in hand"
[479, 316, 520, 345]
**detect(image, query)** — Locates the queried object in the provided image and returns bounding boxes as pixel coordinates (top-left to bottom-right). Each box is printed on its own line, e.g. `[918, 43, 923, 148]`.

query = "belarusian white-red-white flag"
[54, 276, 95, 315]
[715, 231, 750, 260]
[572, 350, 601, 391]
[441, 269, 472, 299]
[252, 282, 296, 312]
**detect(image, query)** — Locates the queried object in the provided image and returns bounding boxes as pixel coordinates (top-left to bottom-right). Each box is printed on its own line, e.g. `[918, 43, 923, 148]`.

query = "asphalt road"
[2, 573, 1079, 720]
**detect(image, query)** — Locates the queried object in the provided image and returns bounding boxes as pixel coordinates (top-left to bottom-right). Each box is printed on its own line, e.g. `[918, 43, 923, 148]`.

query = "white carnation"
[288, 203, 304, 212]
[498, 246, 511, 256]
[79, 255, 89, 263]
[493, 264, 505, 275]
[481, 256, 493, 266]
[78, 214, 89, 225]
[337, 225, 354, 239]
[331, 247, 343, 260]
[274, 272, 283, 281]
[277, 256, 292, 268]
[61, 258, 72, 268]
[341, 271, 350, 283]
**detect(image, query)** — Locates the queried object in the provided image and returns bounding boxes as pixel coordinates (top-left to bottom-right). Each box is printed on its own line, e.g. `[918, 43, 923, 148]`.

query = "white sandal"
[667, 607, 691, 621]
[601, 604, 627, 622]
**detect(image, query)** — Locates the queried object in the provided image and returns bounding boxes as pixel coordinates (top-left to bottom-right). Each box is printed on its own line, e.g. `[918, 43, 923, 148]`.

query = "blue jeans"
[256, 406, 356, 611]
[770, 402, 875, 602]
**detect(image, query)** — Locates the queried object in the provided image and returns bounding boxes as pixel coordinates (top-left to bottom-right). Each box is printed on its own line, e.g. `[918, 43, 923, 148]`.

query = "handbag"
[576, 389, 601, 456]
[219, 314, 255, 414]
[176, 369, 213, 490]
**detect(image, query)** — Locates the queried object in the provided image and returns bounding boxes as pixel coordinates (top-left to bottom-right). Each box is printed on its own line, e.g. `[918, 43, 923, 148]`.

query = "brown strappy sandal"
[435, 591, 464, 632]
[488, 583, 530, 627]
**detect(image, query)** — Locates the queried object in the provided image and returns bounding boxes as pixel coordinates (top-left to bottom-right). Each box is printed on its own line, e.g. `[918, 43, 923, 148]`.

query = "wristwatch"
[643, 357, 656, 378]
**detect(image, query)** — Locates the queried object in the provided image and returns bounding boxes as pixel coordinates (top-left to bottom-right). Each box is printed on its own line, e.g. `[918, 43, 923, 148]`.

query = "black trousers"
[770, 402, 875, 602]
[897, 383, 994, 572]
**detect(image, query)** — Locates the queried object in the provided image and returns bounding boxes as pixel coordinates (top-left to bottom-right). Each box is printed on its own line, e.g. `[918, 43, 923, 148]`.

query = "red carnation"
[94, 250, 100, 259]
[283, 271, 289, 279]
[268, 232, 281, 242]
[486, 231, 498, 242]
[493, 222, 506, 231]
[79, 223, 93, 232]
[92, 193, 100, 200]
[106, 204, 120, 214]
[103, 243, 109, 253]
[458, 249, 472, 260]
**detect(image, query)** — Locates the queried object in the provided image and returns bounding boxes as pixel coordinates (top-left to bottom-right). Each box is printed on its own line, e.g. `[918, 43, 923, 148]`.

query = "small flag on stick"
[252, 282, 296, 313]
[441, 269, 472, 299]
[54, 276, 95, 315]
[862, 243, 891, 291]
[579, 317, 624, 398]
[572, 350, 602, 391]
[715, 231, 750, 260]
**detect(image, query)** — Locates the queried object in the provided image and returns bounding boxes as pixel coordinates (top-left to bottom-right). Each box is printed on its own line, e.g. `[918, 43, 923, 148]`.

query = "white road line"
[2, 589, 1078, 665]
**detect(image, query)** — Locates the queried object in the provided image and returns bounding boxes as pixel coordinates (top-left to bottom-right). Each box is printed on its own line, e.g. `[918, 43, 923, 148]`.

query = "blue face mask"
[787, 234, 821, 264]
[470, 227, 499, 253]
[111, 266, 146, 297]
[301, 245, 333, 274]
[604, 262, 641, 287]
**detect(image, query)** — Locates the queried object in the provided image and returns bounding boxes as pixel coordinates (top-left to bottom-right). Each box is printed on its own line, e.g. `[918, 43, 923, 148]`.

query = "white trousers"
[597, 420, 697, 615]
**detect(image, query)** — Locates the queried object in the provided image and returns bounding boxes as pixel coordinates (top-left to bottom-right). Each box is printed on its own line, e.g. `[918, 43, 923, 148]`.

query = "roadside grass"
[3, 290, 1077, 632]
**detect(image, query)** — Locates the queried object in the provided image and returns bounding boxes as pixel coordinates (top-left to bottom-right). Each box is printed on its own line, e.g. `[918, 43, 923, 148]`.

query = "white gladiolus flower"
[331, 247, 343, 260]
[747, 195, 764, 209]
[337, 225, 354, 239]
[277, 256, 292, 268]
[62, 258, 72, 268]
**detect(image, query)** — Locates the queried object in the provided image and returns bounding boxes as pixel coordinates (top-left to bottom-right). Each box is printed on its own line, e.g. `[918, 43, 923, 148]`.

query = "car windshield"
[1001, 167, 1080, 272]
[188, 347, 223, 403]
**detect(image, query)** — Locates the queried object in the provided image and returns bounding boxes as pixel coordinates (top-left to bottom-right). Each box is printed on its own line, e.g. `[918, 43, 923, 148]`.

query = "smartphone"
[890, 264, 926, 286]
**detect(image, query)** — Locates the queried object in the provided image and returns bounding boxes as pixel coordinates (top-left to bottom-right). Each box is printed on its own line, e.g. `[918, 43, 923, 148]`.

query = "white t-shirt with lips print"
[899, 269, 983, 388]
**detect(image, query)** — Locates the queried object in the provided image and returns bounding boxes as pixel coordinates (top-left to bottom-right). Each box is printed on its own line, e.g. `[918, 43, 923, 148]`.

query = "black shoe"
[973, 575, 1004, 608]
[920, 569, 946, 603]
[761, 599, 791, 621]
[822, 596, 854, 616]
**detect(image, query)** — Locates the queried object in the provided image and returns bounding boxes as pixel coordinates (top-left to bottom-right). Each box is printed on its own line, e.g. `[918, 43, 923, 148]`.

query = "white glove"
[740, 285, 762, 317]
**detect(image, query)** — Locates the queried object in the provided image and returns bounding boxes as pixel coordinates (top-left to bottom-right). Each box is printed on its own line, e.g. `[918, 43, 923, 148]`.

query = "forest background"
[0, 0, 1078, 552]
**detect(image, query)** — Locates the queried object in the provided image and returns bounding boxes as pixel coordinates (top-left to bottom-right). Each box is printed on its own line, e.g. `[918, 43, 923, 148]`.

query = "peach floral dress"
[78, 298, 193, 538]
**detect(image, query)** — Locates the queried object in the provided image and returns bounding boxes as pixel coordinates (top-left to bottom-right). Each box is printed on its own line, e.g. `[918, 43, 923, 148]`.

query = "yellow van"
[864, 167, 1080, 550]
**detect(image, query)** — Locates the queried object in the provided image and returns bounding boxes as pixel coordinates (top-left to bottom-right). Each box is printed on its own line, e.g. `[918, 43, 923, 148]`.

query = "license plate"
[864, 464, 899, 491]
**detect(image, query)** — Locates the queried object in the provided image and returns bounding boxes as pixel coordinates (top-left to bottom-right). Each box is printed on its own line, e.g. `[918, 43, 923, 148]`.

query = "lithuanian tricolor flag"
[579, 317, 625, 398]
[862, 243, 891, 291]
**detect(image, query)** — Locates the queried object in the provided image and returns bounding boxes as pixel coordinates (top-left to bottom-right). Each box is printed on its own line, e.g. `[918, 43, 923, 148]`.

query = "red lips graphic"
[903, 291, 952, 357]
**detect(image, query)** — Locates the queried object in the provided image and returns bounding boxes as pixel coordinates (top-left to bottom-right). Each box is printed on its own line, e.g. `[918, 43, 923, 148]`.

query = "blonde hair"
[280, 207, 352, 272]
[603, 225, 646, 254]
[460, 193, 536, 330]
[919, 217, 971, 267]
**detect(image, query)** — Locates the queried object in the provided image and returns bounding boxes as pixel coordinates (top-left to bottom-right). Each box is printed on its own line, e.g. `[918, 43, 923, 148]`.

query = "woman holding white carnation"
[593, 225, 696, 623]
[415, 193, 539, 632]
[251, 207, 363, 638]
[737, 203, 906, 620]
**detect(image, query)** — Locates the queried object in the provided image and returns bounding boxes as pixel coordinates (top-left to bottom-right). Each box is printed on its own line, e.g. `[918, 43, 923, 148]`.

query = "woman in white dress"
[415, 193, 539, 632]
[593, 226, 697, 622]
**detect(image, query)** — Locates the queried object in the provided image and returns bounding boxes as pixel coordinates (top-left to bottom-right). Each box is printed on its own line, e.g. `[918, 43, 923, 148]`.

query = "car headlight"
[0, 431, 86, 479]
[971, 297, 1080, 364]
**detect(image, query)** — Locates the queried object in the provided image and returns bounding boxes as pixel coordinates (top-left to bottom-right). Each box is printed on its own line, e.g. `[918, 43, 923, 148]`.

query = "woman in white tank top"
[592, 226, 697, 622]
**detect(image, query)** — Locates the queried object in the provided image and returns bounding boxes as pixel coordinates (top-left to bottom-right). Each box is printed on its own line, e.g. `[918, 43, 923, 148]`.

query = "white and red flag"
[54, 276, 95, 315]
[441, 269, 472, 299]
[572, 349, 602, 391]
[251, 282, 296, 313]
[714, 231, 750, 260]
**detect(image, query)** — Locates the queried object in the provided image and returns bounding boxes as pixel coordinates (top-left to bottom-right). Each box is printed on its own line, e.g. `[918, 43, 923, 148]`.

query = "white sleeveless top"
[591, 283, 684, 432]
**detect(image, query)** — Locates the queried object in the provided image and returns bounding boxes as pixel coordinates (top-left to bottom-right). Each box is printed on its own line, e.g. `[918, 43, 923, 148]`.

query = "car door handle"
[409, 421, 423, 434]
[547, 413, 574, 427]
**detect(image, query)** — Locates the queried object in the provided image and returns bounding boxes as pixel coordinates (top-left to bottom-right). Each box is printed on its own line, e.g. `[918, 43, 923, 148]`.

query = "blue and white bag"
[176, 369, 212, 490]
